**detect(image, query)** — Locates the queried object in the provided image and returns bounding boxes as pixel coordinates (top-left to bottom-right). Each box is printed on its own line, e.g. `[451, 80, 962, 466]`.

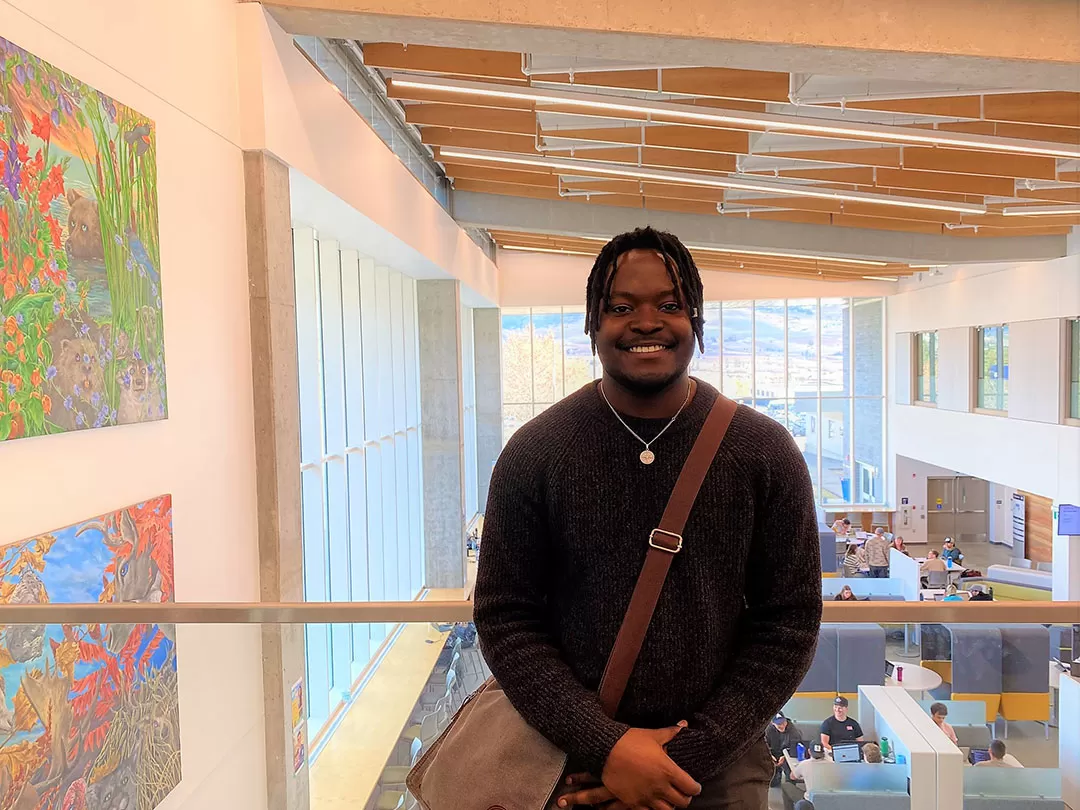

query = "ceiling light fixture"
[392, 76, 1080, 159]
[499, 244, 595, 256]
[685, 245, 889, 266]
[1000, 204, 1080, 217]
[440, 147, 989, 214]
[862, 275, 901, 282]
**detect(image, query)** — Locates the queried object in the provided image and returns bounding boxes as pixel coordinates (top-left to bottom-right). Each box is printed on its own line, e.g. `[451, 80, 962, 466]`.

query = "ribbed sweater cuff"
[576, 719, 631, 779]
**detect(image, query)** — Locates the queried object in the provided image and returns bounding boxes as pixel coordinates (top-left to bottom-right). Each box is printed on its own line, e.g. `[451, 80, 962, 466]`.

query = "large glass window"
[1069, 318, 1080, 422]
[915, 331, 938, 404]
[977, 325, 1009, 412]
[501, 298, 885, 506]
[294, 230, 424, 734]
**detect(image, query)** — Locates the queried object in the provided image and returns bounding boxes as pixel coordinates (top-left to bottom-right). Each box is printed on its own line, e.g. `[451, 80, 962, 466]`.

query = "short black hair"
[930, 702, 948, 717]
[989, 739, 1007, 759]
[583, 227, 704, 354]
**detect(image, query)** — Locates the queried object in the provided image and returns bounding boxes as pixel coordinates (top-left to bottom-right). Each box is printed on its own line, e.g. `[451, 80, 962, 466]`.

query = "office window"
[294, 229, 424, 734]
[501, 298, 884, 506]
[977, 325, 1009, 412]
[1069, 318, 1080, 421]
[915, 331, 938, 404]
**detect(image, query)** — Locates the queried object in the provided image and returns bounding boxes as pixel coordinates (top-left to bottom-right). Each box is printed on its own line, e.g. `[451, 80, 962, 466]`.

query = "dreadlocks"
[583, 226, 705, 354]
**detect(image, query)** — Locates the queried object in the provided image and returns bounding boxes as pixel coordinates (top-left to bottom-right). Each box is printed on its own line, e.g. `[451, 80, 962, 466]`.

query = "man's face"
[932, 713, 946, 725]
[594, 249, 695, 394]
[833, 705, 848, 721]
[775, 720, 787, 732]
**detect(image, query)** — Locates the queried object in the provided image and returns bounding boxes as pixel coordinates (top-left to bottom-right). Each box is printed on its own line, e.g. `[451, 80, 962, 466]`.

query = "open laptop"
[833, 743, 862, 763]
[970, 748, 991, 764]
[884, 661, 896, 679]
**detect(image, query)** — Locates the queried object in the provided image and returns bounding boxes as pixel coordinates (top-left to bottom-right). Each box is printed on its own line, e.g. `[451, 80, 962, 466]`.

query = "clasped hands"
[556, 722, 702, 809]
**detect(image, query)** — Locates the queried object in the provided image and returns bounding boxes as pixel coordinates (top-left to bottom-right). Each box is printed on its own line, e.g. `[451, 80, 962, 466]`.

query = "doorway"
[926, 476, 989, 547]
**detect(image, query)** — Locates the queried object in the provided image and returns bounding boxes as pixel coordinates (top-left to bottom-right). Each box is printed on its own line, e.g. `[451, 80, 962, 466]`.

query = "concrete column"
[417, 280, 467, 588]
[244, 150, 309, 810]
[473, 308, 502, 512]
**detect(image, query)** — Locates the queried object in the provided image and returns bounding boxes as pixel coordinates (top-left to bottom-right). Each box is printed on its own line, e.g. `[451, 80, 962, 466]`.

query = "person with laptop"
[832, 517, 852, 536]
[929, 702, 959, 744]
[862, 743, 883, 763]
[784, 743, 827, 810]
[975, 739, 1023, 768]
[820, 696, 864, 752]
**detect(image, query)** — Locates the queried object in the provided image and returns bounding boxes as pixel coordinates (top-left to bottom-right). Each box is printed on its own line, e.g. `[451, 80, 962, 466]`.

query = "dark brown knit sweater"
[473, 380, 822, 783]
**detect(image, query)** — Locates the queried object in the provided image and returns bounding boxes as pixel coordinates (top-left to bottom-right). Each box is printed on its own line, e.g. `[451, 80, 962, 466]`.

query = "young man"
[976, 739, 1022, 768]
[474, 227, 823, 810]
[929, 703, 958, 744]
[819, 697, 864, 751]
[942, 538, 964, 565]
[783, 743, 826, 810]
[766, 714, 805, 786]
[863, 528, 891, 579]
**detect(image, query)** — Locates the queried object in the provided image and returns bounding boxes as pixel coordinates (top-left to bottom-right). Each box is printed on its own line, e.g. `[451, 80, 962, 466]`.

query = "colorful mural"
[0, 496, 179, 810]
[0, 36, 166, 442]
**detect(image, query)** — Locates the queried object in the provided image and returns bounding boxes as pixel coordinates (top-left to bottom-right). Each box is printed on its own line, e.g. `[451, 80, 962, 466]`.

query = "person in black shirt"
[820, 696, 864, 751]
[766, 713, 805, 786]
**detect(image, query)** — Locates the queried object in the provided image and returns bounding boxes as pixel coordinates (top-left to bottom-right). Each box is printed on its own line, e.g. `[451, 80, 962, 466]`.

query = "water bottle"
[896, 665, 904, 683]
[881, 737, 890, 760]
[797, 743, 806, 761]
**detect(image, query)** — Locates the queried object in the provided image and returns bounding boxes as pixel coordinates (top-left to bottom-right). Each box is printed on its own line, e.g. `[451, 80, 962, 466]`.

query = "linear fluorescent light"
[440, 148, 988, 214]
[862, 275, 900, 282]
[1000, 204, 1080, 217]
[500, 244, 595, 256]
[685, 244, 889, 266]
[392, 76, 1080, 160]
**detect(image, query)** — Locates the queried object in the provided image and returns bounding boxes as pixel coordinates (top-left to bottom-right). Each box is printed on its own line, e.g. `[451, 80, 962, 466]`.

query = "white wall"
[497, 249, 897, 306]
[235, 5, 499, 306]
[0, 1, 265, 808]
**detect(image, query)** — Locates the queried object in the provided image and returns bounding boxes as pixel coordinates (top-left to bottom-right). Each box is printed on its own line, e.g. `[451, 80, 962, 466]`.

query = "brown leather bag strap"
[597, 394, 738, 717]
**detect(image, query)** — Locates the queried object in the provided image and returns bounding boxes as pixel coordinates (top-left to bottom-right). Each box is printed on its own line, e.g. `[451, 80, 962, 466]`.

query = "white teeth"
[629, 345, 666, 354]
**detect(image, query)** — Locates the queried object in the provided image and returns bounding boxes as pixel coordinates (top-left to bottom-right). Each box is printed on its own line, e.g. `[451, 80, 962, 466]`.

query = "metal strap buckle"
[649, 529, 683, 554]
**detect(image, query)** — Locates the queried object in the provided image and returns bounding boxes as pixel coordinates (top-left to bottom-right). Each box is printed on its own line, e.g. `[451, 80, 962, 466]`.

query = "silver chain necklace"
[598, 380, 693, 465]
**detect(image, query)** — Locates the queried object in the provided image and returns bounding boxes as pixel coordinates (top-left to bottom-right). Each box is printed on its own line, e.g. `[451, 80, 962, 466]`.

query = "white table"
[885, 661, 943, 696]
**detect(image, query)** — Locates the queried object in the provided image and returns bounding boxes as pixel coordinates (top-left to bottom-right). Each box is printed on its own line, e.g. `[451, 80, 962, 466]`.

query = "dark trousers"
[693, 739, 773, 809]
[869, 566, 890, 578]
[781, 780, 807, 810]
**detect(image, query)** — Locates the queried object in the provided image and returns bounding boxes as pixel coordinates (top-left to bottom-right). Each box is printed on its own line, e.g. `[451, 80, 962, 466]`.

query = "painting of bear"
[65, 188, 105, 262]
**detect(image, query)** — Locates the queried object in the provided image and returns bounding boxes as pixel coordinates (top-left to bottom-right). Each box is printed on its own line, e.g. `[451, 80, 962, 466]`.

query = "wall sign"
[1011, 492, 1026, 549]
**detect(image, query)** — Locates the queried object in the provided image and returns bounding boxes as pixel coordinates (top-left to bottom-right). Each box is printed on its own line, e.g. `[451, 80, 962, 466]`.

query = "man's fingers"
[658, 784, 694, 809]
[564, 772, 595, 787]
[653, 720, 689, 746]
[666, 764, 702, 798]
[556, 786, 615, 807]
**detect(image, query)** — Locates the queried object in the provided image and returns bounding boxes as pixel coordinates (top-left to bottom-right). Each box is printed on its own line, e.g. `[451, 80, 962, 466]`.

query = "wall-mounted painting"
[0, 495, 180, 810]
[0, 36, 166, 442]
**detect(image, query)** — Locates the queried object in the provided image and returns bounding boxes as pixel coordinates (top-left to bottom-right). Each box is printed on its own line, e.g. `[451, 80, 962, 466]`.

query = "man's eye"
[660, 302, 681, 312]
[609, 305, 632, 314]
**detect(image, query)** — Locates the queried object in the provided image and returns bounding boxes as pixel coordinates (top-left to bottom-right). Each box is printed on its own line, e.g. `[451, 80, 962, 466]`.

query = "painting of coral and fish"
[0, 36, 167, 441]
[0, 496, 180, 810]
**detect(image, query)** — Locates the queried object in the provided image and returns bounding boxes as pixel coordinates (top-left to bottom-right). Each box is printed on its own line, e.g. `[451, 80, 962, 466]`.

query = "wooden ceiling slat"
[1015, 187, 1080, 203]
[530, 69, 660, 92]
[404, 104, 536, 135]
[362, 43, 525, 81]
[871, 167, 1015, 197]
[442, 163, 560, 187]
[899, 146, 1058, 180]
[913, 120, 1080, 146]
[528, 66, 790, 103]
[542, 124, 749, 154]
[767, 147, 903, 168]
[421, 127, 538, 152]
[982, 93, 1080, 129]
[451, 178, 561, 199]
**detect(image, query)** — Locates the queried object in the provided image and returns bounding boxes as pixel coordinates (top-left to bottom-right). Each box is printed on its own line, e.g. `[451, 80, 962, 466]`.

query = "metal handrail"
[0, 601, 1075, 625]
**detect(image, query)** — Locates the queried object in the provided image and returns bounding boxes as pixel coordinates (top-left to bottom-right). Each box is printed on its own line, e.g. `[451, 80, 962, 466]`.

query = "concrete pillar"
[243, 150, 309, 810]
[417, 280, 467, 588]
[473, 308, 502, 512]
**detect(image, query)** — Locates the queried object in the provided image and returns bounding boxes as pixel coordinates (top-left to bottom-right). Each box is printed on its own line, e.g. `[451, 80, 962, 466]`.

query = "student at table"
[921, 550, 948, 574]
[842, 543, 867, 578]
[784, 743, 827, 810]
[891, 535, 910, 556]
[832, 517, 852, 536]
[942, 537, 964, 565]
[864, 529, 891, 578]
[862, 742, 883, 763]
[968, 583, 994, 602]
[833, 584, 859, 602]
[976, 739, 1023, 768]
[766, 713, 805, 786]
[929, 702, 959, 744]
[942, 585, 964, 602]
[820, 696, 864, 751]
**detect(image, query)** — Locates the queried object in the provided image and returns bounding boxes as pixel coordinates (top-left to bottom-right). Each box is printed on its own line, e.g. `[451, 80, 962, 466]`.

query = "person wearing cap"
[820, 696, 864, 751]
[766, 713, 805, 786]
[864, 528, 891, 578]
[941, 538, 964, 565]
[784, 743, 826, 810]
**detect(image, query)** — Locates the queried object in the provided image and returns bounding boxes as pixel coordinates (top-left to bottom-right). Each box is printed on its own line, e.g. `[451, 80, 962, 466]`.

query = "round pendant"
[639, 449, 655, 465]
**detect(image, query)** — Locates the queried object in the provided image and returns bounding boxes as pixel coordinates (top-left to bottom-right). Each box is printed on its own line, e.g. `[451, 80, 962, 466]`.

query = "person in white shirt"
[784, 743, 826, 810]
[832, 518, 852, 536]
[976, 739, 1023, 768]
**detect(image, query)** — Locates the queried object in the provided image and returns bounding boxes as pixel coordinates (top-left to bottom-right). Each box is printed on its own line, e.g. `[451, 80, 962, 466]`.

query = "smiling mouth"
[625, 344, 671, 354]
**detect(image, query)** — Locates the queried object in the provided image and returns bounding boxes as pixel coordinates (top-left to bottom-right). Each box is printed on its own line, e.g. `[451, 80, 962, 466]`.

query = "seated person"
[929, 702, 958, 744]
[921, 549, 948, 578]
[891, 535, 910, 556]
[975, 739, 1022, 768]
[766, 713, 805, 786]
[862, 742, 883, 763]
[968, 583, 994, 602]
[842, 543, 867, 578]
[941, 537, 964, 565]
[834, 584, 858, 602]
[820, 696, 864, 751]
[832, 517, 852, 536]
[785, 743, 827, 810]
[942, 584, 964, 602]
